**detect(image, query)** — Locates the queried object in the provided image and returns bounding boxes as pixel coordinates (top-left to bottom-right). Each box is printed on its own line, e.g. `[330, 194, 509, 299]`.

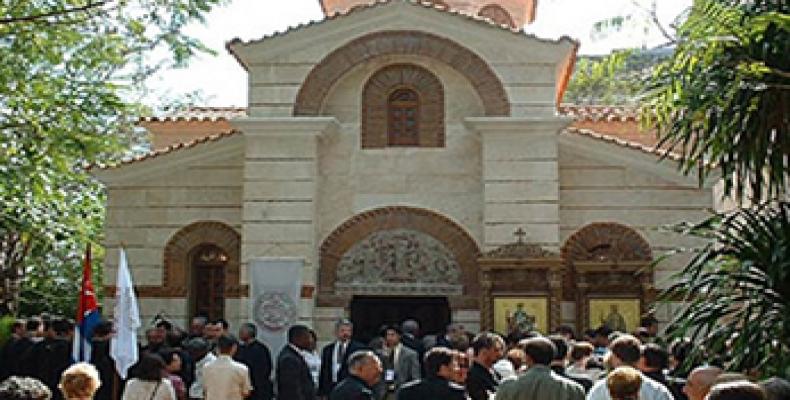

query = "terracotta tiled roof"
[225, 0, 577, 72]
[91, 130, 240, 170]
[227, 0, 572, 47]
[558, 104, 639, 122]
[139, 107, 247, 123]
[114, 105, 675, 171]
[564, 126, 681, 162]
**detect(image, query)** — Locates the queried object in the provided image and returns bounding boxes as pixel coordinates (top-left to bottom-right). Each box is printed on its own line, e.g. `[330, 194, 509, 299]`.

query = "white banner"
[249, 258, 304, 358]
[110, 247, 141, 379]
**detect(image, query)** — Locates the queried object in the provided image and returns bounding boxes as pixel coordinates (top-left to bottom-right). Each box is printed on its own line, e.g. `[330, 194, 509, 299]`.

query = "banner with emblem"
[249, 257, 303, 357]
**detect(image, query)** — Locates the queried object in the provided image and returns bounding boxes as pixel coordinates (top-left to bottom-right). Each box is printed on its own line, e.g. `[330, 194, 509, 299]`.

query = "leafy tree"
[661, 202, 790, 378]
[0, 0, 222, 316]
[564, 49, 671, 105]
[641, 0, 789, 202]
[645, 0, 789, 379]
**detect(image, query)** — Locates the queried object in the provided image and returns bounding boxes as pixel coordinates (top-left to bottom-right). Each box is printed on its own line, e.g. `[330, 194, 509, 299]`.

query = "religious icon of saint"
[506, 303, 536, 334]
[601, 304, 627, 332]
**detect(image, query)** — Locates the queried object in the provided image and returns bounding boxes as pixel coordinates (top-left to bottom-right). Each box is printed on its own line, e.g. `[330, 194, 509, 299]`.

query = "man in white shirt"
[203, 334, 252, 400]
[586, 335, 674, 400]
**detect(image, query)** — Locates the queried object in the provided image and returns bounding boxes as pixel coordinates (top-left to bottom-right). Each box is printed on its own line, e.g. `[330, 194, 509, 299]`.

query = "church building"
[94, 0, 718, 341]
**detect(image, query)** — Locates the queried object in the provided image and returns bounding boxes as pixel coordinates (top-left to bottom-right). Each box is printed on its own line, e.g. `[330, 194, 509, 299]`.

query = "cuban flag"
[73, 244, 101, 362]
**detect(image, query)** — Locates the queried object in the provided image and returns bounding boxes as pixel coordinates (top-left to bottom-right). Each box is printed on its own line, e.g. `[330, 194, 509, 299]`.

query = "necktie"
[337, 342, 346, 366]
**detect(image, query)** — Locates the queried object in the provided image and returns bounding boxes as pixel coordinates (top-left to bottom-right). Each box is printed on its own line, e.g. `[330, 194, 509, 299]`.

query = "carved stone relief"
[336, 229, 462, 295]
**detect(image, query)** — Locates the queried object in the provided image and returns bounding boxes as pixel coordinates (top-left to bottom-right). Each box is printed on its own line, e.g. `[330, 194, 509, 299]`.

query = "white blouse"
[121, 378, 176, 400]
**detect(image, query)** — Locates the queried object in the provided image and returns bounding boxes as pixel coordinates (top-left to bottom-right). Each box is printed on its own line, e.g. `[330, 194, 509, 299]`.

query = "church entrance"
[350, 296, 451, 344]
[189, 244, 228, 321]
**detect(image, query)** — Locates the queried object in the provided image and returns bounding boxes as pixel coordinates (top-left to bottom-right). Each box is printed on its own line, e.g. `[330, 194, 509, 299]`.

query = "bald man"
[683, 366, 723, 400]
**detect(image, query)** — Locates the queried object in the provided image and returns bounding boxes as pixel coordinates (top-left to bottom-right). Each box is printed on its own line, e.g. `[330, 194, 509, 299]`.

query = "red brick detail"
[105, 221, 245, 299]
[362, 64, 444, 148]
[318, 206, 482, 308]
[478, 4, 516, 28]
[293, 31, 509, 117]
[561, 222, 653, 264]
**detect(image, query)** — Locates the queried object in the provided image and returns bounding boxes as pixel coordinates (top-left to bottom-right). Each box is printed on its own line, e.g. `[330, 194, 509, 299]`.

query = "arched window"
[478, 4, 516, 28]
[388, 88, 420, 146]
[190, 244, 228, 321]
[361, 64, 444, 148]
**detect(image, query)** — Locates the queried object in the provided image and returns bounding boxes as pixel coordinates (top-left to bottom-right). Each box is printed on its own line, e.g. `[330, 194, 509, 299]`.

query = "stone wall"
[101, 144, 244, 328]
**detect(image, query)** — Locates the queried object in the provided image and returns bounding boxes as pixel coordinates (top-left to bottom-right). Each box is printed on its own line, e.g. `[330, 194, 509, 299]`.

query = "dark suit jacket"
[24, 337, 72, 400]
[276, 345, 315, 400]
[400, 334, 425, 365]
[466, 361, 500, 400]
[0, 336, 32, 380]
[329, 374, 376, 400]
[397, 377, 467, 400]
[318, 340, 365, 396]
[551, 365, 593, 393]
[235, 340, 274, 400]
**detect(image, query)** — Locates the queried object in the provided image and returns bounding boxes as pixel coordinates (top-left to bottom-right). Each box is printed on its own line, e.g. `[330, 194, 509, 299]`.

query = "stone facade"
[95, 0, 714, 337]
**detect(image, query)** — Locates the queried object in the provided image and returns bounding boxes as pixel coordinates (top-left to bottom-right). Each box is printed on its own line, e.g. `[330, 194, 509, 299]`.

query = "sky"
[146, 0, 690, 107]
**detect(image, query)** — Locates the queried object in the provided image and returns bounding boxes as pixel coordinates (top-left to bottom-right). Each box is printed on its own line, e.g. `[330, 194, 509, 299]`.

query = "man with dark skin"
[330, 351, 382, 400]
[276, 324, 316, 400]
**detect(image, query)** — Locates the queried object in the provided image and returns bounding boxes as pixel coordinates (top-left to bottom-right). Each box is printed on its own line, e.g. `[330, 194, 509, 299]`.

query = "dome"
[319, 0, 538, 28]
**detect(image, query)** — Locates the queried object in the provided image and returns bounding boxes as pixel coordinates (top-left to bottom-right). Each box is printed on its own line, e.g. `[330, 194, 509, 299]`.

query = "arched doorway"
[318, 206, 482, 328]
[350, 296, 451, 343]
[189, 244, 228, 321]
[162, 221, 244, 321]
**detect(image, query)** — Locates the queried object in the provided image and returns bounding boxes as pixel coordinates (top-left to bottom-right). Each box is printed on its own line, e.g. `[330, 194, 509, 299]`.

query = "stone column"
[465, 117, 572, 251]
[231, 117, 339, 324]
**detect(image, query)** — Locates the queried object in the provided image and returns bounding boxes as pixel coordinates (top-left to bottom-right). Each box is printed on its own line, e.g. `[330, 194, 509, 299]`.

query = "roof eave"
[555, 37, 580, 107]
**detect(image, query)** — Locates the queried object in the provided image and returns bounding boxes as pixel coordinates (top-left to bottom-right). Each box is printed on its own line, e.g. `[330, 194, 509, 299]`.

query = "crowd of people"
[0, 314, 788, 400]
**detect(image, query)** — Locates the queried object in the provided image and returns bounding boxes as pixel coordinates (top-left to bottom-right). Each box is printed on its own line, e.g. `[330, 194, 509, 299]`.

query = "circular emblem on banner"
[253, 291, 297, 332]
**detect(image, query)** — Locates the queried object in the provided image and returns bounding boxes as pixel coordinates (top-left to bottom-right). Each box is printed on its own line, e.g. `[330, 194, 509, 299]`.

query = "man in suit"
[466, 332, 505, 400]
[376, 325, 421, 400]
[548, 335, 593, 393]
[276, 325, 316, 400]
[318, 319, 366, 398]
[399, 320, 425, 366]
[495, 337, 585, 400]
[396, 347, 467, 400]
[330, 350, 382, 400]
[235, 323, 273, 400]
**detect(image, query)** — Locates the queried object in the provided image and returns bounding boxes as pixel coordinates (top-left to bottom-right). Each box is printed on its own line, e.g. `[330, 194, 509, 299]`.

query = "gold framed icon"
[493, 297, 549, 335]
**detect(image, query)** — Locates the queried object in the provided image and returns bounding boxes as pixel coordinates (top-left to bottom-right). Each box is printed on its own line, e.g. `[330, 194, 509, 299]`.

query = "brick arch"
[161, 221, 245, 298]
[478, 4, 516, 28]
[561, 222, 653, 264]
[293, 30, 510, 117]
[318, 206, 482, 309]
[362, 64, 444, 148]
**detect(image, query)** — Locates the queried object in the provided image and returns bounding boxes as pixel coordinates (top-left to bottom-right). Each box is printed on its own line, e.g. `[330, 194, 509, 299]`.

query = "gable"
[227, 0, 577, 115]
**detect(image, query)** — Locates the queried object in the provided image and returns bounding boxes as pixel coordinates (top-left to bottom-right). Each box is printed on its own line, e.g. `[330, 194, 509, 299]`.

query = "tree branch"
[0, 1, 112, 25]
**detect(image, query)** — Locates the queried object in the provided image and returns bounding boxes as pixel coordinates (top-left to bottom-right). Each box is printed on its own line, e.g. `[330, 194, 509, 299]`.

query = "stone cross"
[514, 227, 526, 243]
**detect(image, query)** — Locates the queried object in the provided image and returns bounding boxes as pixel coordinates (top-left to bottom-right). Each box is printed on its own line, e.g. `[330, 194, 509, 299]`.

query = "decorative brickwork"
[561, 223, 655, 333]
[105, 221, 245, 299]
[362, 64, 444, 148]
[478, 4, 516, 28]
[561, 222, 653, 264]
[293, 30, 509, 117]
[318, 206, 481, 309]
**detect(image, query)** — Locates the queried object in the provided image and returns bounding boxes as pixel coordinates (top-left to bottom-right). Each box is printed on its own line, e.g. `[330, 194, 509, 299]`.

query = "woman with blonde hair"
[607, 366, 642, 400]
[59, 363, 101, 400]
